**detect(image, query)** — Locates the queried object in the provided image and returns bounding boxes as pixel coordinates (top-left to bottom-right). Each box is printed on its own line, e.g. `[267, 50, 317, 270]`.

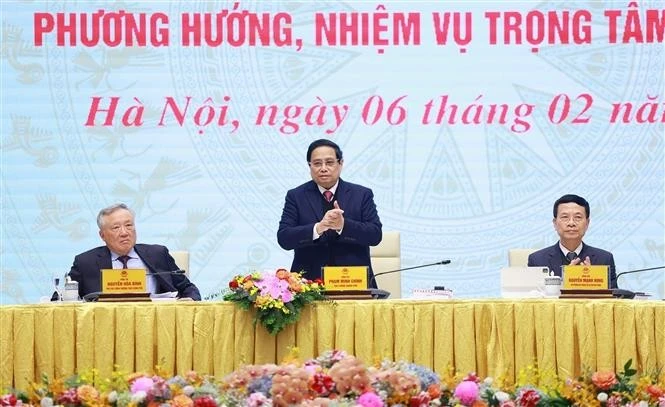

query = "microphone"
[373, 260, 451, 278]
[369, 260, 452, 299]
[152, 269, 187, 275]
[612, 265, 665, 299]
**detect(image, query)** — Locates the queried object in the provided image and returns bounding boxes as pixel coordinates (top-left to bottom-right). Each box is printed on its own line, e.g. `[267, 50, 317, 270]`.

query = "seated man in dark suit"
[277, 139, 383, 285]
[528, 194, 617, 288]
[68, 203, 201, 300]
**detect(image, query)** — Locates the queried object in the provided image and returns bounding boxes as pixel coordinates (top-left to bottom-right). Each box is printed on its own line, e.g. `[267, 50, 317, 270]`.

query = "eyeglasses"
[556, 215, 586, 224]
[108, 224, 135, 233]
[309, 159, 339, 169]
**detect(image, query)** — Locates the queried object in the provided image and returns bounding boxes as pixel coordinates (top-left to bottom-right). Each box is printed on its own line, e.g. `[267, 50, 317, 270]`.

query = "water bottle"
[62, 276, 79, 302]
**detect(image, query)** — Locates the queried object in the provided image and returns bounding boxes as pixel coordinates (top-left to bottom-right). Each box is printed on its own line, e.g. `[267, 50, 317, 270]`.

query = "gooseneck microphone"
[153, 269, 187, 275]
[612, 265, 665, 299]
[373, 260, 452, 278]
[369, 260, 452, 298]
[616, 265, 665, 281]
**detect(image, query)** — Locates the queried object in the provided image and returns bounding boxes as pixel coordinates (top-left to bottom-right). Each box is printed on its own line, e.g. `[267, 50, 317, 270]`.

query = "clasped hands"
[316, 201, 344, 235]
[570, 256, 591, 266]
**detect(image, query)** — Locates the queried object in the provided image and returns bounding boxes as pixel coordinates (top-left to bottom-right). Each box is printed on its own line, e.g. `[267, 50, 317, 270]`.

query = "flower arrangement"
[3, 355, 664, 407]
[222, 268, 326, 335]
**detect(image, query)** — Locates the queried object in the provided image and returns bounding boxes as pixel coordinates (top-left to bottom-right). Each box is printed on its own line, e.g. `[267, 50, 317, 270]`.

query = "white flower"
[483, 377, 494, 386]
[495, 391, 510, 402]
[596, 392, 608, 402]
[637, 401, 649, 407]
[131, 391, 146, 403]
[40, 397, 54, 407]
[183, 385, 195, 396]
[107, 391, 117, 403]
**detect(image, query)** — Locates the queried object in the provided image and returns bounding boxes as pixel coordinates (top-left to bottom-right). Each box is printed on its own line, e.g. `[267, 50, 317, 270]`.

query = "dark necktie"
[323, 190, 333, 202]
[117, 255, 131, 269]
[566, 252, 577, 264]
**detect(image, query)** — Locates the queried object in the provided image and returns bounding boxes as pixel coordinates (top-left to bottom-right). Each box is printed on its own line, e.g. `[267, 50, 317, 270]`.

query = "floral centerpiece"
[222, 268, 326, 335]
[3, 355, 664, 407]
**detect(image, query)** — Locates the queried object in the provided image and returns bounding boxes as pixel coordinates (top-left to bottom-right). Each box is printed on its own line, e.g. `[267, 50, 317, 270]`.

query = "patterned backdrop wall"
[1, 1, 664, 304]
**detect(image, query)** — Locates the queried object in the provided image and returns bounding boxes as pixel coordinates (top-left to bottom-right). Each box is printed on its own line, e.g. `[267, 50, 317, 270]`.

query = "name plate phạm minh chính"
[322, 266, 368, 290]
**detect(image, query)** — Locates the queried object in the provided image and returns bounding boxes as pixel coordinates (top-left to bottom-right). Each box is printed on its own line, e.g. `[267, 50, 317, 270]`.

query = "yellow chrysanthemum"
[254, 294, 272, 308]
[47, 377, 65, 396]
[439, 365, 458, 391]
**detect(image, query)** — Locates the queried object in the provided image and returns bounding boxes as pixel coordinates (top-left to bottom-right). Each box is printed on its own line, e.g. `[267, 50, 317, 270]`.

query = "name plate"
[562, 265, 609, 290]
[101, 269, 146, 293]
[322, 266, 368, 290]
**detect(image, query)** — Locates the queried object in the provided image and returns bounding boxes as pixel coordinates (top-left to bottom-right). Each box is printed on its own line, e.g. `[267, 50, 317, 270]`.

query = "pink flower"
[606, 395, 623, 407]
[357, 392, 383, 407]
[247, 392, 270, 407]
[130, 376, 154, 394]
[56, 389, 79, 405]
[303, 363, 319, 375]
[257, 273, 293, 303]
[454, 380, 479, 406]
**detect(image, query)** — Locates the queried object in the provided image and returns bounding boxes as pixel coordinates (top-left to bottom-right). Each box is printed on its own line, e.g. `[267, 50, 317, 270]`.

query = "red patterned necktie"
[323, 190, 333, 202]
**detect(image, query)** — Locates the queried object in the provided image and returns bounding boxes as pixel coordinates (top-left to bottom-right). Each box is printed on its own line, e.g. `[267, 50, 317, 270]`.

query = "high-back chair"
[370, 231, 401, 298]
[508, 249, 537, 267]
[170, 250, 190, 276]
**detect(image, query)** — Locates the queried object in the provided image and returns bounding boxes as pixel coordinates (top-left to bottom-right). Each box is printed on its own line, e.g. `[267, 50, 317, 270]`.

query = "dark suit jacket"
[527, 242, 617, 288]
[277, 179, 382, 285]
[68, 243, 201, 300]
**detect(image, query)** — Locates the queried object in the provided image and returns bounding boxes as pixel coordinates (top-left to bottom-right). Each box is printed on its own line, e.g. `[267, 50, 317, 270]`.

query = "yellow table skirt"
[1, 299, 664, 389]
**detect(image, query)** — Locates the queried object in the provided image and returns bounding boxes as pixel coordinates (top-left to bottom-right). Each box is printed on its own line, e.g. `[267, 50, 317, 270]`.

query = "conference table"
[1, 299, 664, 389]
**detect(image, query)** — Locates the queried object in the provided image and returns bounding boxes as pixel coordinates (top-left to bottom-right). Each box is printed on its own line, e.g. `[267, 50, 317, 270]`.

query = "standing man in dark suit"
[528, 194, 617, 288]
[68, 203, 201, 300]
[277, 139, 383, 285]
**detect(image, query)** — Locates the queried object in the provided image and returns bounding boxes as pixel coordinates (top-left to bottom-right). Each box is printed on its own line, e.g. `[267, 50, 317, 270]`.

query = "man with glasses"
[277, 139, 383, 285]
[528, 194, 617, 288]
[67, 203, 201, 300]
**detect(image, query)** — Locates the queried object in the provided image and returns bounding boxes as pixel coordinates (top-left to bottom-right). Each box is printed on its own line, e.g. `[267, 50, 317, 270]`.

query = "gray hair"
[96, 203, 135, 229]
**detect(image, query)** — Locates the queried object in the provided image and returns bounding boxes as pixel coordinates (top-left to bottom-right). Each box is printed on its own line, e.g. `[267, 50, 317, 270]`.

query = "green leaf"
[623, 359, 632, 373]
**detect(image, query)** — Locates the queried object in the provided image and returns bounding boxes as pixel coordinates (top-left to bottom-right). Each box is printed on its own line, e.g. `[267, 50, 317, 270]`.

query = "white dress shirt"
[111, 248, 156, 294]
